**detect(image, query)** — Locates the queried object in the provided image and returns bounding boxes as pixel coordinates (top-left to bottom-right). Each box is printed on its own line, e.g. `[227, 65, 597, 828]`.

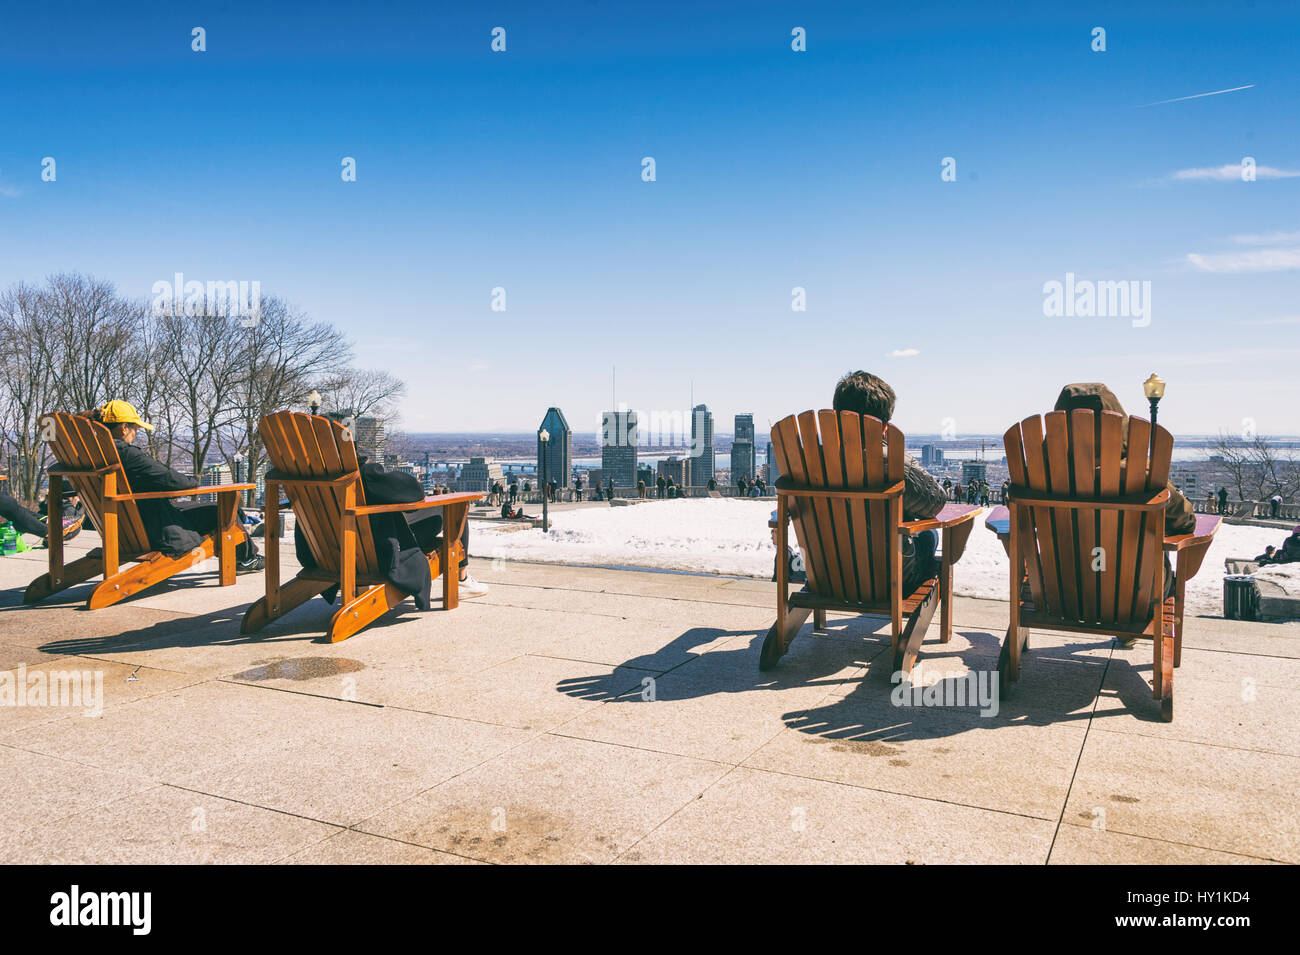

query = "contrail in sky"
[1138, 84, 1255, 107]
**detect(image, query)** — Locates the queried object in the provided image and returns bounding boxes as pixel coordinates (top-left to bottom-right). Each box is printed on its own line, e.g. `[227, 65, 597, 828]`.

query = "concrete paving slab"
[177, 708, 532, 827]
[359, 734, 730, 863]
[0, 744, 154, 841]
[281, 829, 485, 864]
[1063, 730, 1298, 863]
[618, 766, 1056, 864]
[1048, 825, 1277, 865]
[554, 633, 877, 763]
[0, 784, 338, 864]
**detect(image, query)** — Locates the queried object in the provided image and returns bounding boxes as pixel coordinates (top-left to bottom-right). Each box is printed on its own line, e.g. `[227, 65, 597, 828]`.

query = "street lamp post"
[1143, 373, 1166, 457]
[539, 429, 550, 533]
[308, 389, 322, 416]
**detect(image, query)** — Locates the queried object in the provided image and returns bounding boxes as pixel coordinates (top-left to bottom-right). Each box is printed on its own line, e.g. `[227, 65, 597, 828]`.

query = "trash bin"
[1224, 575, 1260, 621]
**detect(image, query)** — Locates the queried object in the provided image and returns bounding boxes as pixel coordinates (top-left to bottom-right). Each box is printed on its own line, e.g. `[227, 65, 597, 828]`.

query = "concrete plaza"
[1, 535, 1295, 864]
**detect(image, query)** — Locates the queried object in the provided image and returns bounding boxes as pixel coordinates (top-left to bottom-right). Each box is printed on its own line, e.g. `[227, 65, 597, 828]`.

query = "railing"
[1191, 500, 1300, 520]
[489, 486, 777, 505]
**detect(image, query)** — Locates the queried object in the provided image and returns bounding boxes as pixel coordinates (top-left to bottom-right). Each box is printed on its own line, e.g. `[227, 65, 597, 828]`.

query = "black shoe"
[236, 555, 265, 574]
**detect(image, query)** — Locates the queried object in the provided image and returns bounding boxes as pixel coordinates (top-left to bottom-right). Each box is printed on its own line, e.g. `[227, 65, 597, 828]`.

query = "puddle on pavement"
[233, 657, 365, 682]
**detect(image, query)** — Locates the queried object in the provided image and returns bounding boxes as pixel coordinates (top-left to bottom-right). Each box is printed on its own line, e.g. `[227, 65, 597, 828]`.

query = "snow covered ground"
[471, 498, 1298, 618]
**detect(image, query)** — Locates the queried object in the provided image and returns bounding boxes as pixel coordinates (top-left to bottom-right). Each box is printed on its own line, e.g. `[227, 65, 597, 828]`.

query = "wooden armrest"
[348, 492, 483, 516]
[900, 503, 982, 534]
[1164, 513, 1222, 552]
[985, 505, 1011, 539]
[106, 483, 255, 502]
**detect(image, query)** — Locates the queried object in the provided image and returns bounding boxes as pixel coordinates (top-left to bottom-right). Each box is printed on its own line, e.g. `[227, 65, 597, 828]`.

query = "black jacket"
[295, 459, 436, 609]
[115, 440, 203, 556]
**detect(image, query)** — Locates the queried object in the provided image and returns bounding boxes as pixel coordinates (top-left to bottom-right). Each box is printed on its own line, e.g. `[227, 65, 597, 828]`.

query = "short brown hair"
[832, 371, 896, 422]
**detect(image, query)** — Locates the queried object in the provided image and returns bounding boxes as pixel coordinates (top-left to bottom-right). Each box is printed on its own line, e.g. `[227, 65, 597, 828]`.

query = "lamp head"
[539, 429, 550, 443]
[1142, 373, 1166, 400]
[307, 389, 322, 410]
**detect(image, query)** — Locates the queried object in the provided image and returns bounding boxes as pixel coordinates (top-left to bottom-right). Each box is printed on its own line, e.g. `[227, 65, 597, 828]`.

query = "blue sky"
[1, 0, 1297, 438]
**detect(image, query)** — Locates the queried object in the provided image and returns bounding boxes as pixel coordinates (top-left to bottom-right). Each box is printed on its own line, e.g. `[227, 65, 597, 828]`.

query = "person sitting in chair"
[1, 486, 83, 547]
[1051, 383, 1196, 600]
[831, 370, 947, 594]
[294, 452, 487, 600]
[92, 401, 263, 572]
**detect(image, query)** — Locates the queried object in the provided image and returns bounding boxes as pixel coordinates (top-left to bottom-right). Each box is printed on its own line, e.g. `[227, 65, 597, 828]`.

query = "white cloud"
[1187, 248, 1300, 272]
[1170, 164, 1300, 182]
[888, 348, 920, 358]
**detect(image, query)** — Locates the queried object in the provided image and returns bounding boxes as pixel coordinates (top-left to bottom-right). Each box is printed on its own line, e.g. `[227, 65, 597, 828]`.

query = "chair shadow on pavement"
[10, 569, 428, 658]
[558, 614, 1162, 742]
[555, 617, 894, 704]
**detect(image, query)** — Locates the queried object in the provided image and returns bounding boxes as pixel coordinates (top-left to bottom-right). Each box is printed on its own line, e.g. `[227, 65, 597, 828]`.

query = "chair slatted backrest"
[770, 410, 905, 605]
[42, 412, 151, 555]
[260, 411, 381, 578]
[1004, 410, 1172, 627]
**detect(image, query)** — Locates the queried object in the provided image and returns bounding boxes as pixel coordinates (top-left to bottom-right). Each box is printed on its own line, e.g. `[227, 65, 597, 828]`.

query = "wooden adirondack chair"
[997, 410, 1220, 721]
[24, 412, 253, 608]
[762, 410, 980, 676]
[241, 411, 483, 642]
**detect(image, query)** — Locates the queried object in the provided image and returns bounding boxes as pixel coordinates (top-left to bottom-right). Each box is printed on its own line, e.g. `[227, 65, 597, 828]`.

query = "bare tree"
[315, 367, 407, 424]
[1211, 432, 1300, 503]
[218, 297, 350, 501]
[158, 308, 244, 477]
[37, 273, 139, 413]
[0, 283, 59, 503]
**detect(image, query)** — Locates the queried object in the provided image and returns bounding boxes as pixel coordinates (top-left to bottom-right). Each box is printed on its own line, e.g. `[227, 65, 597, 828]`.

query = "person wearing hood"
[1051, 382, 1197, 599]
[1051, 383, 1195, 536]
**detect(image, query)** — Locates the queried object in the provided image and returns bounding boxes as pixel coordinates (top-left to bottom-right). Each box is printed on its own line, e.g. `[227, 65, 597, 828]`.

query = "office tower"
[732, 413, 756, 483]
[601, 409, 639, 487]
[538, 407, 572, 488]
[690, 404, 714, 486]
[766, 441, 778, 484]
[657, 456, 685, 486]
[351, 416, 385, 463]
[961, 461, 987, 486]
[457, 456, 504, 492]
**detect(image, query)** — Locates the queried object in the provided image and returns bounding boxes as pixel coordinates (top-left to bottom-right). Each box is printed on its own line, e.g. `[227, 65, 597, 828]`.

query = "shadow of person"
[779, 628, 1133, 744]
[556, 617, 891, 704]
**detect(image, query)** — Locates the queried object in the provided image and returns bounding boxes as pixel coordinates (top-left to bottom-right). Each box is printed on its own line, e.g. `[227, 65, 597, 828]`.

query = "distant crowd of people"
[940, 477, 1005, 507]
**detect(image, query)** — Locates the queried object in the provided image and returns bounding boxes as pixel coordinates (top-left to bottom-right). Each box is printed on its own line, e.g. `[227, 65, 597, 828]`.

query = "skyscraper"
[538, 407, 572, 488]
[732, 413, 755, 483]
[766, 441, 778, 484]
[690, 404, 714, 486]
[601, 409, 639, 487]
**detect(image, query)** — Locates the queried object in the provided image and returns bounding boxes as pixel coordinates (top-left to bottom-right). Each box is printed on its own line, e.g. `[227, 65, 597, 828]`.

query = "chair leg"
[242, 575, 331, 634]
[893, 583, 938, 677]
[813, 608, 827, 630]
[328, 582, 404, 643]
[25, 553, 104, 604]
[87, 541, 215, 609]
[759, 606, 811, 671]
[1157, 595, 1175, 722]
[998, 622, 1027, 694]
